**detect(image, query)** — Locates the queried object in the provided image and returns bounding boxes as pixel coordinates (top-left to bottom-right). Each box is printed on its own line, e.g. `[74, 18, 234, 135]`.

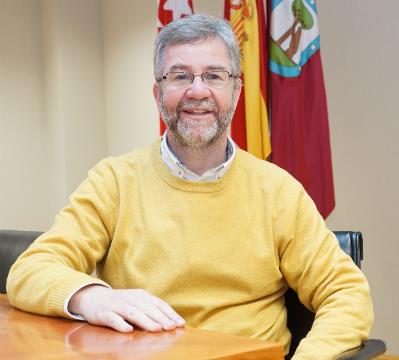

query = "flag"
[157, 0, 194, 135]
[225, 0, 271, 160]
[268, 0, 335, 218]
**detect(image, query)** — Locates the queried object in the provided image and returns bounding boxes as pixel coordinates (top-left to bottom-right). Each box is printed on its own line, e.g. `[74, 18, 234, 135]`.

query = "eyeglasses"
[157, 71, 238, 89]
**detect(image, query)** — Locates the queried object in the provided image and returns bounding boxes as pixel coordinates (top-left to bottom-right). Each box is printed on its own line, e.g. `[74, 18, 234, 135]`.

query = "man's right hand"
[68, 285, 185, 333]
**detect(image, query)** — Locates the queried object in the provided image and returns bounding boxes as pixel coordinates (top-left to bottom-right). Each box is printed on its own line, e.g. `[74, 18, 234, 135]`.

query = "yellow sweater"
[7, 140, 373, 359]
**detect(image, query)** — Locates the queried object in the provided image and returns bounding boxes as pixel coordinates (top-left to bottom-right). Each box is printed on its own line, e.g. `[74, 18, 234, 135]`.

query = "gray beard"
[159, 96, 235, 150]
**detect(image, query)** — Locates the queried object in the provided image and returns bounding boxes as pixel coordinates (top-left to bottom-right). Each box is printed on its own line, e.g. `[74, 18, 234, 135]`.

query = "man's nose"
[185, 76, 211, 99]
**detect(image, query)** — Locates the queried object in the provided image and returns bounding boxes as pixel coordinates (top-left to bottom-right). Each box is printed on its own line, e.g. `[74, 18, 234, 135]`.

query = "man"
[7, 14, 373, 359]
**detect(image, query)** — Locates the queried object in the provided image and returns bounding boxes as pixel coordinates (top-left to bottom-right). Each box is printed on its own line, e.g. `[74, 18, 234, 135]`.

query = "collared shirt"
[160, 131, 236, 181]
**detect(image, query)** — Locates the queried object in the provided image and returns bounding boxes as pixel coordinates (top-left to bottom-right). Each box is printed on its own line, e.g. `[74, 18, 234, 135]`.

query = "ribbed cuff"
[47, 273, 109, 318]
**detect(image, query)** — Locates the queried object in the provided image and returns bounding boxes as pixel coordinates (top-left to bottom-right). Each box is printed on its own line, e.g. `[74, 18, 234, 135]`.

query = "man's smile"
[178, 100, 218, 120]
[182, 109, 211, 114]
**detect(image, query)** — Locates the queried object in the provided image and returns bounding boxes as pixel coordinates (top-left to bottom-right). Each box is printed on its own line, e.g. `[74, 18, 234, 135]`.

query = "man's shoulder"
[90, 143, 155, 177]
[236, 148, 292, 180]
[117, 144, 153, 165]
[234, 148, 305, 197]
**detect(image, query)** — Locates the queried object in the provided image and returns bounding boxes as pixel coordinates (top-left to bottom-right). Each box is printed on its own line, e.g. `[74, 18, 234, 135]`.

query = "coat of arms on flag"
[270, 0, 320, 77]
[157, 0, 194, 31]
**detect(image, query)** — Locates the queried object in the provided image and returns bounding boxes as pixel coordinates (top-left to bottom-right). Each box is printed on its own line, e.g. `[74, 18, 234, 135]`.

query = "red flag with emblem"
[268, 0, 335, 218]
[157, 0, 194, 134]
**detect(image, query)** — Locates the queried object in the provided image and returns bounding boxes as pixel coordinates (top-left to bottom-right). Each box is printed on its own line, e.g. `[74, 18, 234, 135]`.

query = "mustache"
[177, 100, 218, 113]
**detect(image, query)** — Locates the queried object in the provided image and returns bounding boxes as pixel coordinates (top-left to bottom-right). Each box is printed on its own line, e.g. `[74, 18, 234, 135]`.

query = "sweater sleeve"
[6, 159, 119, 319]
[276, 175, 373, 359]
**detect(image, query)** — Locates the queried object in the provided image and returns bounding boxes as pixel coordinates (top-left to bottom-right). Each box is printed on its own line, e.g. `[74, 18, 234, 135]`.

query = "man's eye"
[205, 72, 223, 81]
[173, 73, 190, 81]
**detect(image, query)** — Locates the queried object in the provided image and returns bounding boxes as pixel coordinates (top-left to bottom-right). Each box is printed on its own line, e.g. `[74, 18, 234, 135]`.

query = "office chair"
[0, 229, 43, 293]
[286, 231, 386, 359]
[0, 230, 387, 358]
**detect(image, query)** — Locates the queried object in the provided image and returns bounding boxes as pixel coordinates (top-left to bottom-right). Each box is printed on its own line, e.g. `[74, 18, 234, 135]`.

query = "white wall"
[318, 0, 399, 353]
[0, 0, 397, 354]
[102, 0, 158, 155]
[42, 0, 108, 216]
[0, 0, 51, 229]
[0, 0, 108, 228]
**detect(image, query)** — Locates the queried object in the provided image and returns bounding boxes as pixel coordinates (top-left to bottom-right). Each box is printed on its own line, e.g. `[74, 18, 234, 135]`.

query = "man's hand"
[68, 285, 185, 333]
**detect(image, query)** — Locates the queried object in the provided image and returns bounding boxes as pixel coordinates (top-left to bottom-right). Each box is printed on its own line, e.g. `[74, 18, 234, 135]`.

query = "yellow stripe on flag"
[231, 0, 271, 159]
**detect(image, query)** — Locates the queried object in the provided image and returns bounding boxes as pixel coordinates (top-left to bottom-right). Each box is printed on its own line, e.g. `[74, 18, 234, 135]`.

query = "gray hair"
[154, 14, 241, 81]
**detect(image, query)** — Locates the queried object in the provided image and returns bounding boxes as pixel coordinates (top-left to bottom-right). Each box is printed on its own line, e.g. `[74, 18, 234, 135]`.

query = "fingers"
[91, 310, 134, 333]
[122, 289, 184, 331]
[124, 290, 185, 329]
[134, 304, 178, 331]
[121, 307, 163, 332]
[75, 287, 185, 334]
[147, 296, 186, 327]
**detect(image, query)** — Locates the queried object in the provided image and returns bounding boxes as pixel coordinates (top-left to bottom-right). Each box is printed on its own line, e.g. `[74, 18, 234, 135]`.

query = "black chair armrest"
[337, 339, 387, 360]
[0, 230, 43, 293]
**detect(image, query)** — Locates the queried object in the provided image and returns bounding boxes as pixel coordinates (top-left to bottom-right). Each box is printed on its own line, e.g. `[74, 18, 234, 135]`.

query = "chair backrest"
[285, 231, 364, 359]
[0, 230, 42, 293]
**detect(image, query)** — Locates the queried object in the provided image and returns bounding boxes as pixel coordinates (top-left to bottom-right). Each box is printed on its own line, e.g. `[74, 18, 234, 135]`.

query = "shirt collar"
[160, 131, 236, 182]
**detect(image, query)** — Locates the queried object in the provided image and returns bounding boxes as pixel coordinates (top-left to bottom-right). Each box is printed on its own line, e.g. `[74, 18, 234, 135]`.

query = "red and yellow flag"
[157, 0, 194, 135]
[225, 0, 271, 160]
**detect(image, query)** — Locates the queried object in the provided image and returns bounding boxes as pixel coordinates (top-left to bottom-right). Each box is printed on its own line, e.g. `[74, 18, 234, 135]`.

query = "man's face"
[153, 37, 241, 149]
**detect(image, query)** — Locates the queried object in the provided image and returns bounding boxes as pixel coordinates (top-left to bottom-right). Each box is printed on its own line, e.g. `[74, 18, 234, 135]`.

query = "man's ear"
[153, 83, 161, 108]
[232, 79, 242, 111]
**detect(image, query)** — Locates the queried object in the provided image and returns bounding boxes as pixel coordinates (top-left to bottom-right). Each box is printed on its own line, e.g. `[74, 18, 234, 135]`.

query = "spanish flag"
[225, 0, 271, 160]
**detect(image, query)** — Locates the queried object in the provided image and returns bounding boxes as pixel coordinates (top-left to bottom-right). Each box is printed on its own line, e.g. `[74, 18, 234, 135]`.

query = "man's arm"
[275, 177, 373, 359]
[7, 159, 184, 332]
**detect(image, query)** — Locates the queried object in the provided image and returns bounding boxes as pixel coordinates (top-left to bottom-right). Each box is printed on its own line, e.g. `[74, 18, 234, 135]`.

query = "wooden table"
[0, 294, 284, 359]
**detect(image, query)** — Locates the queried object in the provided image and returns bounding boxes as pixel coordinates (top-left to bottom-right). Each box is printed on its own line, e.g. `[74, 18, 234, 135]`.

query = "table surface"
[0, 294, 284, 359]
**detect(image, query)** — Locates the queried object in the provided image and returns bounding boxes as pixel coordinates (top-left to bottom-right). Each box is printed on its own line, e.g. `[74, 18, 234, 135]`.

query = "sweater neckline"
[151, 139, 237, 193]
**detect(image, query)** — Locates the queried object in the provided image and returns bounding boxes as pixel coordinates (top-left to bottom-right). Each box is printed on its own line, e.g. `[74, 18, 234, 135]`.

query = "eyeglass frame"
[156, 71, 239, 89]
